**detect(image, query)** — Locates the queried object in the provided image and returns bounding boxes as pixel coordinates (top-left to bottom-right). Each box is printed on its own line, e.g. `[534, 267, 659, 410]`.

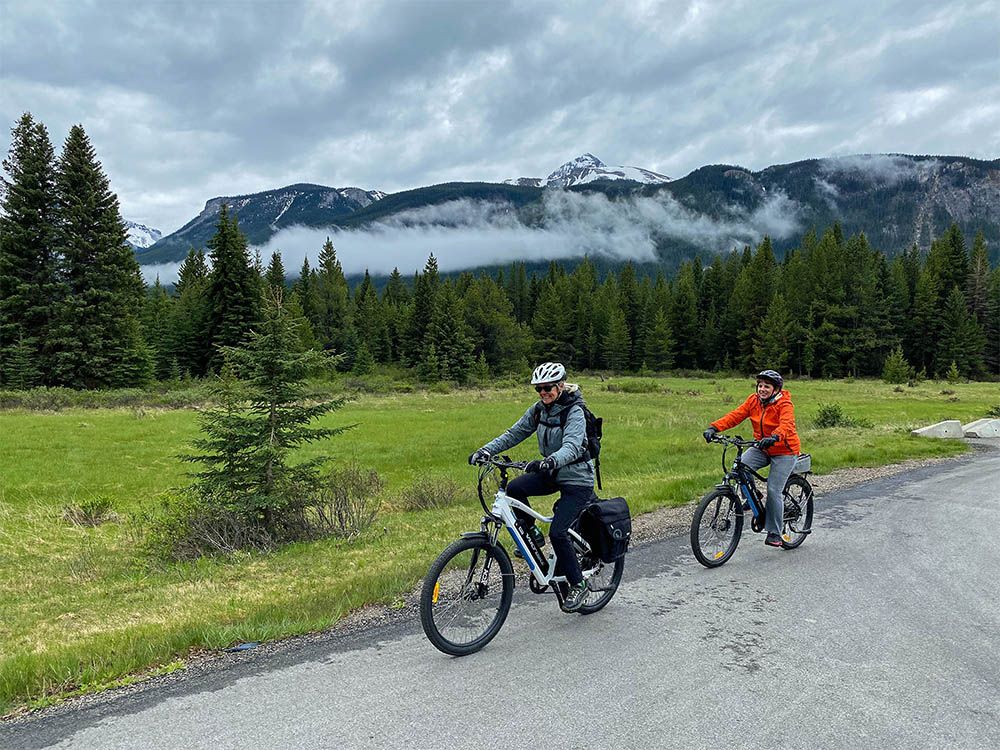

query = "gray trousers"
[739, 448, 797, 536]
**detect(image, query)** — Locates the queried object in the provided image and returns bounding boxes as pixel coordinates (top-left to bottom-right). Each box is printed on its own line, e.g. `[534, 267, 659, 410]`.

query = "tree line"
[3, 112, 998, 389]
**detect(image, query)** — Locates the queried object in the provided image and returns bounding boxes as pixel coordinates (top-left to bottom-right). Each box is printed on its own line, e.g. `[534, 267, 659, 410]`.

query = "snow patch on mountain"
[504, 153, 671, 188]
[125, 220, 162, 249]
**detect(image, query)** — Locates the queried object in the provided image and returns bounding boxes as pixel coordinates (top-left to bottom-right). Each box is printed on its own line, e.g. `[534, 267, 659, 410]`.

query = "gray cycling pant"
[739, 448, 797, 536]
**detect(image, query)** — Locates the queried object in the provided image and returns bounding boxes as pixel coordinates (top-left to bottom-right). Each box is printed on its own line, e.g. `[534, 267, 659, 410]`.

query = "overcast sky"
[2, 0, 998, 234]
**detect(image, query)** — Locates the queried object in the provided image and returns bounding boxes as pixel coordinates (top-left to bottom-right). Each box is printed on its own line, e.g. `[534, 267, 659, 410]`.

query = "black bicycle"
[690, 434, 813, 567]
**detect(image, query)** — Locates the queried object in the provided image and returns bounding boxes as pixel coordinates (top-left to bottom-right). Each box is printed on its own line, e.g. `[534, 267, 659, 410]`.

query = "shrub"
[62, 496, 119, 526]
[305, 463, 383, 538]
[814, 402, 873, 429]
[143, 492, 273, 561]
[946, 361, 961, 384]
[987, 405, 1000, 418]
[604, 380, 660, 394]
[397, 476, 465, 511]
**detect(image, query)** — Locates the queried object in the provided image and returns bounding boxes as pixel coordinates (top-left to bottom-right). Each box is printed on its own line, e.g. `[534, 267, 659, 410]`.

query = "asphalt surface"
[5, 444, 999, 750]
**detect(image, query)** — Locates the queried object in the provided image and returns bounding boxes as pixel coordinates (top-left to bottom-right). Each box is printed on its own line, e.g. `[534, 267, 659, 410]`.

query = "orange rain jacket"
[711, 390, 801, 456]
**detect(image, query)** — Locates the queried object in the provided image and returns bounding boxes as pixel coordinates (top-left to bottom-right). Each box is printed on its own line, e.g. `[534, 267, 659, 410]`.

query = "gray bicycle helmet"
[531, 362, 566, 385]
[756, 369, 784, 391]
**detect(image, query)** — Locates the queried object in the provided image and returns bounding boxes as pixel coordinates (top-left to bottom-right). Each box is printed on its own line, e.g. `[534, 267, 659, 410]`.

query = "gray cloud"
[3, 0, 998, 234]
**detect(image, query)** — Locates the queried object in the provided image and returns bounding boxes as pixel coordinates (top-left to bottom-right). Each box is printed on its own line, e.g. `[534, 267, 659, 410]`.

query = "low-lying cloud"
[256, 189, 803, 279]
[141, 188, 803, 284]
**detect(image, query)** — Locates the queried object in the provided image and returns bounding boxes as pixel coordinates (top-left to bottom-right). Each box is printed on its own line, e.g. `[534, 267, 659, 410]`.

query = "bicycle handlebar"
[708, 434, 762, 448]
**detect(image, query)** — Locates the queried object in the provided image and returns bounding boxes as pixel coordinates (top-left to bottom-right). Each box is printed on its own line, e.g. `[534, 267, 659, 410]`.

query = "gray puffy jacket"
[480, 384, 595, 487]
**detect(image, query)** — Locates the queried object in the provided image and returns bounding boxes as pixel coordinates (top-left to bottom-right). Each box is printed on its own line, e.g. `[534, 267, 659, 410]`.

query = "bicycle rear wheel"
[781, 475, 813, 549]
[576, 554, 625, 614]
[420, 536, 514, 656]
[691, 489, 743, 567]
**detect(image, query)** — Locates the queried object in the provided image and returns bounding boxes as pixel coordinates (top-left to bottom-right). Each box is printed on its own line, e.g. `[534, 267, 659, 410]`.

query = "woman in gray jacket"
[468, 362, 595, 611]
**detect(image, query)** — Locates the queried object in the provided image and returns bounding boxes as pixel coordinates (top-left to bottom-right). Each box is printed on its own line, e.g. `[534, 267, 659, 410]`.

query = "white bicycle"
[419, 456, 625, 656]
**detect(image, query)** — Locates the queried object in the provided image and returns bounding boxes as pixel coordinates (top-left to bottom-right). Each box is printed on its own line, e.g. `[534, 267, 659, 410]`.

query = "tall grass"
[1, 376, 993, 714]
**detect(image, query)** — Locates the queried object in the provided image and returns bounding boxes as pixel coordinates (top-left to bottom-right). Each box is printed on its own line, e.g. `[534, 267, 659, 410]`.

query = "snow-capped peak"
[505, 154, 671, 188]
[125, 220, 162, 249]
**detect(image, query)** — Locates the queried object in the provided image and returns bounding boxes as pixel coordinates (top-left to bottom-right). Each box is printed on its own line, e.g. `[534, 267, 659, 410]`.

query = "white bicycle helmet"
[530, 362, 566, 385]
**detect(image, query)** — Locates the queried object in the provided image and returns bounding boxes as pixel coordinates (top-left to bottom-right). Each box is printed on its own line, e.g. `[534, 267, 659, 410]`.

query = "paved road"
[5, 445, 1000, 750]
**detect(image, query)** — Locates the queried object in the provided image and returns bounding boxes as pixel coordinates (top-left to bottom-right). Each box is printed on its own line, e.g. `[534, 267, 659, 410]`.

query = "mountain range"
[134, 153, 1000, 267]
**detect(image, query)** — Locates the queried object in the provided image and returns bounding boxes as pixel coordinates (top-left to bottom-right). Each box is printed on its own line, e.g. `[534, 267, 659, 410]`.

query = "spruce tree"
[937, 286, 985, 377]
[204, 204, 260, 371]
[0, 113, 58, 386]
[172, 249, 211, 376]
[48, 124, 150, 388]
[754, 293, 795, 371]
[265, 251, 286, 292]
[602, 306, 630, 371]
[966, 232, 991, 326]
[427, 283, 475, 382]
[185, 290, 347, 536]
[643, 308, 675, 371]
[143, 278, 176, 380]
[314, 237, 350, 349]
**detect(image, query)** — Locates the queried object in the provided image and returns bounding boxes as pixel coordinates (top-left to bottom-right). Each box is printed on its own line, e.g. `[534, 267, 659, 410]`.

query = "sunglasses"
[534, 384, 558, 393]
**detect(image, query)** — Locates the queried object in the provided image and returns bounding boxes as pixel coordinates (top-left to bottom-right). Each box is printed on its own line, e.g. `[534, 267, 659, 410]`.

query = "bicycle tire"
[420, 536, 514, 656]
[576, 555, 625, 614]
[690, 488, 743, 568]
[781, 475, 813, 549]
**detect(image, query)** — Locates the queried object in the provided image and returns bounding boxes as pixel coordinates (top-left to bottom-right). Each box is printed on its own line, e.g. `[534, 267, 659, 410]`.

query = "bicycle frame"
[716, 438, 768, 521]
[475, 459, 600, 601]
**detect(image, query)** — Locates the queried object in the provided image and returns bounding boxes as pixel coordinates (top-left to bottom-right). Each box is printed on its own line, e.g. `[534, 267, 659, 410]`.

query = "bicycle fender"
[460, 531, 491, 541]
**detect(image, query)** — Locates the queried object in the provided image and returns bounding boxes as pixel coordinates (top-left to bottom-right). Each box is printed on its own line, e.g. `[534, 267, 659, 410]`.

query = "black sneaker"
[764, 532, 783, 548]
[563, 581, 589, 611]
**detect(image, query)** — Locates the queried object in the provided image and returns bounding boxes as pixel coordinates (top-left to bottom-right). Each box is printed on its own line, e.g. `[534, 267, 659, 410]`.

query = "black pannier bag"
[578, 497, 631, 564]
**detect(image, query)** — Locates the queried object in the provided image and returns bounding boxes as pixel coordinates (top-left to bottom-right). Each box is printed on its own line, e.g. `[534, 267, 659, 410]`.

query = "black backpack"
[533, 401, 604, 489]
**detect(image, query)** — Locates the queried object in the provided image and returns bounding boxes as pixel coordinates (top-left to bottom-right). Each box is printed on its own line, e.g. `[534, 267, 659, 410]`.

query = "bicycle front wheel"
[691, 489, 743, 567]
[781, 475, 814, 549]
[420, 537, 514, 656]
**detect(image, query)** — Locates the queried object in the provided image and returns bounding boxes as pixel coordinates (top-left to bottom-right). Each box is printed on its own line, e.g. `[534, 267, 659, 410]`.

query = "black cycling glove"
[525, 457, 556, 474]
[759, 435, 779, 449]
[703, 426, 719, 443]
[468, 448, 491, 465]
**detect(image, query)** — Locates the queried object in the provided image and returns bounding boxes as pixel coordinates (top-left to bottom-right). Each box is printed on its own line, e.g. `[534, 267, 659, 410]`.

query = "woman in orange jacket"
[703, 369, 802, 548]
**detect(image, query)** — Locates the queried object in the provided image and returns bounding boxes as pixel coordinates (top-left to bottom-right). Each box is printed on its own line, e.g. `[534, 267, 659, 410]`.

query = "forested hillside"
[3, 113, 998, 389]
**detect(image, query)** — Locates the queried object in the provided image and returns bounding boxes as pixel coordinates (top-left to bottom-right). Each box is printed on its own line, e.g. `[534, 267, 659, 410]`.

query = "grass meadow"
[1, 376, 996, 715]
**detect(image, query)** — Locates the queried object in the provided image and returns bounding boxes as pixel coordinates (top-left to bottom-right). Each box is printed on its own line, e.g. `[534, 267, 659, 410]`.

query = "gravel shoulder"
[4, 441, 993, 728]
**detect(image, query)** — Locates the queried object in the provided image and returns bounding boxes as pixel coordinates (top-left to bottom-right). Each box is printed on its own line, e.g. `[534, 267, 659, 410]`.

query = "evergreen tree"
[532, 278, 575, 364]
[185, 290, 347, 536]
[403, 254, 439, 365]
[985, 268, 1000, 377]
[754, 293, 795, 371]
[937, 286, 985, 377]
[314, 237, 350, 349]
[670, 262, 701, 369]
[265, 251, 286, 292]
[143, 278, 175, 380]
[172, 250, 211, 376]
[908, 270, 940, 374]
[643, 308, 675, 371]
[0, 113, 57, 386]
[730, 237, 777, 369]
[966, 232, 991, 326]
[203, 204, 260, 371]
[352, 270, 389, 361]
[48, 124, 151, 388]
[881, 345, 914, 384]
[427, 283, 475, 382]
[602, 306, 630, 371]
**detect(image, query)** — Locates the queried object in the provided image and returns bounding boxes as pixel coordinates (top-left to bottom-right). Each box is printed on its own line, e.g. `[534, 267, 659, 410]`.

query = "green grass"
[1, 376, 994, 715]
